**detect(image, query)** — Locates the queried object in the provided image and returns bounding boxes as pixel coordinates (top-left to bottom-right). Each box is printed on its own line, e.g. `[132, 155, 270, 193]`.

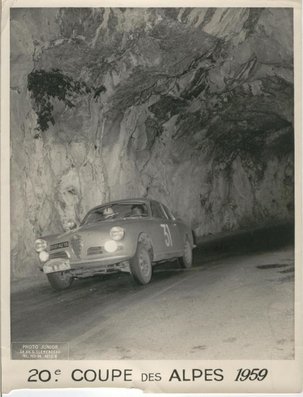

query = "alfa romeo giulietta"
[35, 198, 195, 290]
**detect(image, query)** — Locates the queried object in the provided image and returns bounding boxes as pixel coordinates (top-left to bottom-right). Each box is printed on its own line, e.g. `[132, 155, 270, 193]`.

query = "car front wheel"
[47, 271, 73, 291]
[130, 242, 152, 285]
[178, 239, 193, 269]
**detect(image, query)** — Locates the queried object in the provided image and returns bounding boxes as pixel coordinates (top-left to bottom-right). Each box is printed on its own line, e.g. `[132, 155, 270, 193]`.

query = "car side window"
[162, 204, 176, 221]
[151, 202, 167, 219]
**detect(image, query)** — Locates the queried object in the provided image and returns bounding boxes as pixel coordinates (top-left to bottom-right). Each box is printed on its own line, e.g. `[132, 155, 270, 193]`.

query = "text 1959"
[235, 368, 268, 382]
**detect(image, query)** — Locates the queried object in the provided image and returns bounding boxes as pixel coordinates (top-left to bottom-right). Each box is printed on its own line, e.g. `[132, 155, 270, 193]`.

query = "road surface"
[11, 244, 294, 360]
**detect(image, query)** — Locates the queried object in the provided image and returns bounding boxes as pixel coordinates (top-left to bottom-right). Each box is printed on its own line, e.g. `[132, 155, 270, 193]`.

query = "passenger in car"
[131, 205, 144, 216]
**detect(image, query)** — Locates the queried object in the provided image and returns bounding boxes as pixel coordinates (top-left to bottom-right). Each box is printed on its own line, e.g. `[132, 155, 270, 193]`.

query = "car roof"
[87, 198, 156, 212]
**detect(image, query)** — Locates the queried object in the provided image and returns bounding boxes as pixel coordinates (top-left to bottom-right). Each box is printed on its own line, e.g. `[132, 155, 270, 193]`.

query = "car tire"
[130, 242, 152, 285]
[47, 271, 73, 291]
[178, 239, 193, 269]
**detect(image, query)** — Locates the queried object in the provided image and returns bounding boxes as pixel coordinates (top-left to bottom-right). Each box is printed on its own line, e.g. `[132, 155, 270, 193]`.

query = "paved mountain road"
[11, 244, 294, 360]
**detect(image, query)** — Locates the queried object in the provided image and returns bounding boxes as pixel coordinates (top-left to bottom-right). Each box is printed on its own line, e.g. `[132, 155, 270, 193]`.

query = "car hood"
[41, 218, 149, 243]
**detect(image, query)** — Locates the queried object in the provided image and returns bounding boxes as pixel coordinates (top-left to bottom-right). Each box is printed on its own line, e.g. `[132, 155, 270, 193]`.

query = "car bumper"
[42, 255, 131, 276]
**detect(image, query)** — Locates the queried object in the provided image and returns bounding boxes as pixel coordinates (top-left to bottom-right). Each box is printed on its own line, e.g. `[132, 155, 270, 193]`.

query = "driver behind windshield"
[103, 207, 115, 219]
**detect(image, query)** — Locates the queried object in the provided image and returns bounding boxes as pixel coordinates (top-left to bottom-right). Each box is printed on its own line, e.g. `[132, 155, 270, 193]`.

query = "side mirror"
[66, 220, 77, 230]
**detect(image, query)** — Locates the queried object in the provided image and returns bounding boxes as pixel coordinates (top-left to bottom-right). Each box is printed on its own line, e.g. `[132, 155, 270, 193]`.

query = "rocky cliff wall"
[10, 8, 294, 277]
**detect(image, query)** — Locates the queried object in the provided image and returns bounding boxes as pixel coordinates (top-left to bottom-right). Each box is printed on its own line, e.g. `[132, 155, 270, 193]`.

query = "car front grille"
[49, 251, 68, 260]
[87, 246, 103, 256]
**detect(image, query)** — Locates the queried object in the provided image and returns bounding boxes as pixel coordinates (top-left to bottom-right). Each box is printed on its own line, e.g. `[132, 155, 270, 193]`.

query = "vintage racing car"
[35, 198, 195, 290]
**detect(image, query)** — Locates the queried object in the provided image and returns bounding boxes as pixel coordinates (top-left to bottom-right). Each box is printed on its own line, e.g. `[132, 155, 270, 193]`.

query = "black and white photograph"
[1, 2, 302, 394]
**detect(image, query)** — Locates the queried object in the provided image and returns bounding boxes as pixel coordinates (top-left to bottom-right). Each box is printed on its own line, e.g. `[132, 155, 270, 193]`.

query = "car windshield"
[81, 203, 149, 225]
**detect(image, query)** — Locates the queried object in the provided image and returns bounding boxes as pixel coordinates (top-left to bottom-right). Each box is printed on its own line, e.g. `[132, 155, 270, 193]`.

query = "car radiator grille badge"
[71, 235, 83, 259]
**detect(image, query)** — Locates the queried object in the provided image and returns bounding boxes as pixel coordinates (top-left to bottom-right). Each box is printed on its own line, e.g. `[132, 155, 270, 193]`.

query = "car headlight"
[35, 239, 47, 252]
[110, 226, 125, 241]
[104, 240, 118, 253]
[39, 251, 49, 262]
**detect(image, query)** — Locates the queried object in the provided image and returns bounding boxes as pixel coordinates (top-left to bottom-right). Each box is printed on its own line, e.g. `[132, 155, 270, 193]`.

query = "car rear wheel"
[130, 242, 152, 285]
[47, 271, 73, 291]
[178, 239, 193, 269]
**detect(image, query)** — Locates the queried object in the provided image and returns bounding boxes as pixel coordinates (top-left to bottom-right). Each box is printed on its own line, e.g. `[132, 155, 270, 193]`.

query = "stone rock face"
[10, 8, 294, 277]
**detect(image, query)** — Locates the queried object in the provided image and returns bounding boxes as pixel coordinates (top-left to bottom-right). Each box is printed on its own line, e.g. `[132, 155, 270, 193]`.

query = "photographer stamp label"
[11, 342, 69, 360]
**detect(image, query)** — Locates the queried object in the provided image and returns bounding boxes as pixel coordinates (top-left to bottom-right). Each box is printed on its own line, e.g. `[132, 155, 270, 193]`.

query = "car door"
[160, 203, 183, 256]
[149, 201, 180, 260]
